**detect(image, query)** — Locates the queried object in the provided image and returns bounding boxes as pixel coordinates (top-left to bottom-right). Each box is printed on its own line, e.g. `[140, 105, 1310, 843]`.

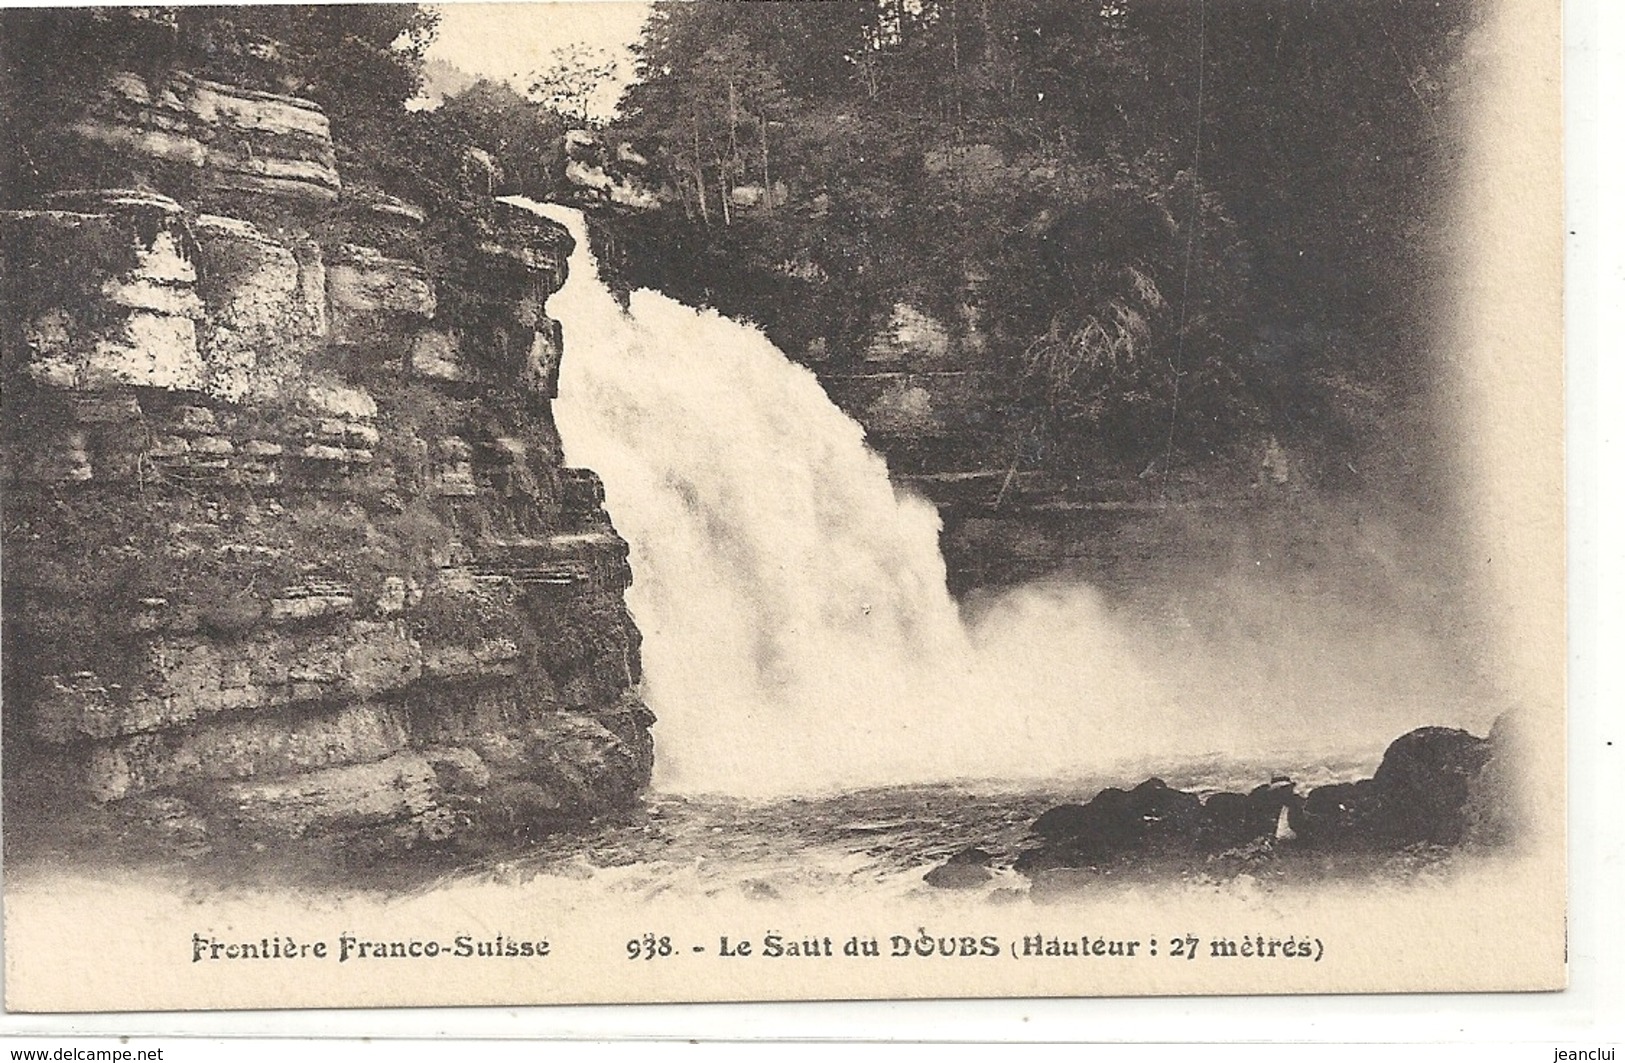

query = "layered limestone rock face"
[2, 67, 652, 859]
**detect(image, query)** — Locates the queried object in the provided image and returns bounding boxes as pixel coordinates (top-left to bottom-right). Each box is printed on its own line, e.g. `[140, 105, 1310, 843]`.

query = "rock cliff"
[2, 47, 652, 860]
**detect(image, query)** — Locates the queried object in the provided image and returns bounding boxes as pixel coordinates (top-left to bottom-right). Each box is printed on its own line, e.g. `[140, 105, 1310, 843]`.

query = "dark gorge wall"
[1, 36, 652, 860]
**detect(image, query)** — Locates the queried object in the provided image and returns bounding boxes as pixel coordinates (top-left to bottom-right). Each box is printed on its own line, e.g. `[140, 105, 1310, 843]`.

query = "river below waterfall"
[4, 754, 1386, 905]
[452, 753, 1386, 904]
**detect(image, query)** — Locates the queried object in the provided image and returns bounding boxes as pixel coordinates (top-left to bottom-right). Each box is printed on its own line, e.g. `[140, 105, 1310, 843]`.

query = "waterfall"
[515, 199, 1494, 796]
[524, 202, 976, 792]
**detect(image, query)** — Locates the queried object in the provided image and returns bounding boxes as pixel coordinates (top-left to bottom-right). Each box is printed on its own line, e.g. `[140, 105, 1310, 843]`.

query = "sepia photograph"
[0, 0, 1565, 1013]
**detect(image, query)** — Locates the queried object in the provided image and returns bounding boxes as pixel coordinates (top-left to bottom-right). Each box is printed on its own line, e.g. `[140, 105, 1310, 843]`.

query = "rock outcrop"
[2, 52, 652, 859]
[1014, 724, 1509, 875]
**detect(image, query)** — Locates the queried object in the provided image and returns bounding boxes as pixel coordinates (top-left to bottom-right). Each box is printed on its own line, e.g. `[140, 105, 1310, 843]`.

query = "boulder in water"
[1297, 778, 1382, 847]
[1296, 727, 1491, 849]
[1195, 791, 1255, 850]
[1017, 724, 1505, 876]
[1031, 803, 1093, 840]
[1195, 778, 1303, 852]
[1367, 726, 1490, 845]
[1244, 777, 1304, 839]
[1020, 777, 1206, 869]
[923, 847, 996, 889]
[1127, 778, 1206, 853]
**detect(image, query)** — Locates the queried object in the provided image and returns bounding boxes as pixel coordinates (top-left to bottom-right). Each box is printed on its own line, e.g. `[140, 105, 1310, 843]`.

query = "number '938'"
[627, 934, 674, 960]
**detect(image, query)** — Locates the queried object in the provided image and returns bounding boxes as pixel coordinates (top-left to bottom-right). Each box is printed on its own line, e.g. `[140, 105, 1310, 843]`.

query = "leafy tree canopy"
[597, 0, 1480, 486]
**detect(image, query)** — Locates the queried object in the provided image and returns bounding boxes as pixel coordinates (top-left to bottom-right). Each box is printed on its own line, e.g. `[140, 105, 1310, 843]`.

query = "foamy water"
[519, 199, 1496, 796]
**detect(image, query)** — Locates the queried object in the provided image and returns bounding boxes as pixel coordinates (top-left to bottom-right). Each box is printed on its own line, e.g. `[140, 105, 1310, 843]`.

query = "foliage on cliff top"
[1, 6, 570, 211]
[1, 6, 435, 204]
[595, 0, 1481, 488]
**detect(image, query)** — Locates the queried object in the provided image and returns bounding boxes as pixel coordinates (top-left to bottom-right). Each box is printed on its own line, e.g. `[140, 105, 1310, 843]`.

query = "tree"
[620, 22, 791, 225]
[529, 44, 620, 127]
[594, 0, 1479, 486]
[437, 79, 567, 198]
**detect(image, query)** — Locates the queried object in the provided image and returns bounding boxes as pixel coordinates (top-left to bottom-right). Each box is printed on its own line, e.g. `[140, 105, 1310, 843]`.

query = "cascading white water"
[518, 199, 1496, 796]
